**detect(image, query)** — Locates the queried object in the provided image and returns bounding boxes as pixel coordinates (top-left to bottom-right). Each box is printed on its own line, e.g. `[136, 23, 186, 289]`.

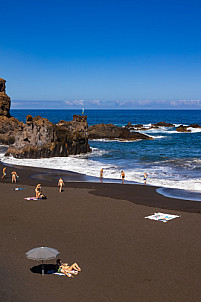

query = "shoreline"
[1, 160, 201, 213]
[1, 141, 201, 196]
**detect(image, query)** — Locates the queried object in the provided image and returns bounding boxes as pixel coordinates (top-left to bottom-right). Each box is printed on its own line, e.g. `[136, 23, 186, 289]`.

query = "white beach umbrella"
[25, 247, 60, 275]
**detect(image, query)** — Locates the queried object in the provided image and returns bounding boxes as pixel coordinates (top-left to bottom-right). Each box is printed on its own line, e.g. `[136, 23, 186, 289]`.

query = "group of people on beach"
[2, 165, 148, 187]
[1, 166, 65, 199]
[1, 167, 19, 183]
[100, 168, 126, 184]
[100, 168, 148, 184]
[34, 177, 65, 199]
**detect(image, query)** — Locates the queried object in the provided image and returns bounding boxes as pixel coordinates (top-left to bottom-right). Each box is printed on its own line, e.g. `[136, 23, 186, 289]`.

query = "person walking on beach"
[58, 177, 65, 193]
[11, 171, 18, 183]
[1, 167, 6, 179]
[121, 170, 125, 184]
[144, 172, 148, 185]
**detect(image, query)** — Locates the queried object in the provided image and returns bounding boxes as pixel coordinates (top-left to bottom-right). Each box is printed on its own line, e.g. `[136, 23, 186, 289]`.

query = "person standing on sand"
[100, 168, 103, 183]
[1, 167, 6, 179]
[100, 168, 103, 178]
[144, 172, 148, 185]
[121, 170, 125, 184]
[58, 177, 65, 193]
[11, 171, 18, 183]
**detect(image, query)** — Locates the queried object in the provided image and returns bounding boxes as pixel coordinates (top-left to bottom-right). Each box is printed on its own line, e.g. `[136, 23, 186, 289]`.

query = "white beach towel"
[145, 212, 180, 223]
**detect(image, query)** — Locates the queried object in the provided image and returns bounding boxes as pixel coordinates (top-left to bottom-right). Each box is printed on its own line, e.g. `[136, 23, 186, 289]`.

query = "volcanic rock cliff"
[0, 78, 11, 117]
[0, 116, 23, 145]
[0, 78, 91, 158]
[5, 114, 91, 158]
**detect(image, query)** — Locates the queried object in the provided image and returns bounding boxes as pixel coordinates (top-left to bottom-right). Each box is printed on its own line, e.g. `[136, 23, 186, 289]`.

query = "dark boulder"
[176, 125, 191, 132]
[134, 124, 144, 128]
[151, 121, 174, 127]
[134, 124, 148, 130]
[189, 124, 201, 128]
[125, 122, 134, 128]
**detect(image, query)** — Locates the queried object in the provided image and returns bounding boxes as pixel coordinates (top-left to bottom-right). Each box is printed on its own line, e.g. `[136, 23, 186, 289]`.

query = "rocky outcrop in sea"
[124, 121, 201, 133]
[88, 123, 153, 140]
[176, 124, 201, 132]
[125, 121, 175, 131]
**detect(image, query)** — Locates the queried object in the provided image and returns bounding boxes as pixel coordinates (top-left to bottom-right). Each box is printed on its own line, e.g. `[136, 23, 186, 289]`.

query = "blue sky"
[1, 0, 201, 109]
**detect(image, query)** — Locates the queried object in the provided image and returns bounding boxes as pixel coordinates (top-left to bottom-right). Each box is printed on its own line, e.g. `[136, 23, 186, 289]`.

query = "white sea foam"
[0, 148, 118, 179]
[142, 123, 153, 128]
[141, 128, 199, 135]
[174, 124, 188, 127]
[144, 134, 167, 139]
[90, 139, 113, 142]
[153, 136, 167, 139]
[90, 139, 141, 143]
[188, 127, 201, 133]
[141, 129, 177, 135]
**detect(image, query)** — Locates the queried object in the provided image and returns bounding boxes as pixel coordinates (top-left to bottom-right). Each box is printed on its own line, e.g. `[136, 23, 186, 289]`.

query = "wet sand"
[1, 162, 201, 301]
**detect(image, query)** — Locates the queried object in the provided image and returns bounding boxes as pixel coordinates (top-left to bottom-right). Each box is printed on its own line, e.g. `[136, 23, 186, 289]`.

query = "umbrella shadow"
[30, 264, 57, 275]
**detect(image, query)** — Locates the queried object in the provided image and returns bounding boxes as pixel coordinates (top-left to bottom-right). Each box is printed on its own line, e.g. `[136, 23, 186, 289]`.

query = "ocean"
[1, 109, 201, 199]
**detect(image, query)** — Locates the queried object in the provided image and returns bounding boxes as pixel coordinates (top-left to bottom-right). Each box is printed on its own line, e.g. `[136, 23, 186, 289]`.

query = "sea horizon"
[11, 108, 201, 111]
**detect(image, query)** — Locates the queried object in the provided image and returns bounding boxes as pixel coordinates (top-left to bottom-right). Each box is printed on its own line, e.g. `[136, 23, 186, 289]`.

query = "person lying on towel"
[56, 259, 81, 277]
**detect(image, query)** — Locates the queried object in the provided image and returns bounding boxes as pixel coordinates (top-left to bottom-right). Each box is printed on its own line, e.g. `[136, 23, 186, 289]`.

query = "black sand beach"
[1, 161, 201, 302]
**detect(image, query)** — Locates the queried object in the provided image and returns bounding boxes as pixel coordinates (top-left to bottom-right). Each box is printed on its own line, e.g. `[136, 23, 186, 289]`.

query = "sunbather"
[56, 259, 81, 277]
[35, 184, 46, 199]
